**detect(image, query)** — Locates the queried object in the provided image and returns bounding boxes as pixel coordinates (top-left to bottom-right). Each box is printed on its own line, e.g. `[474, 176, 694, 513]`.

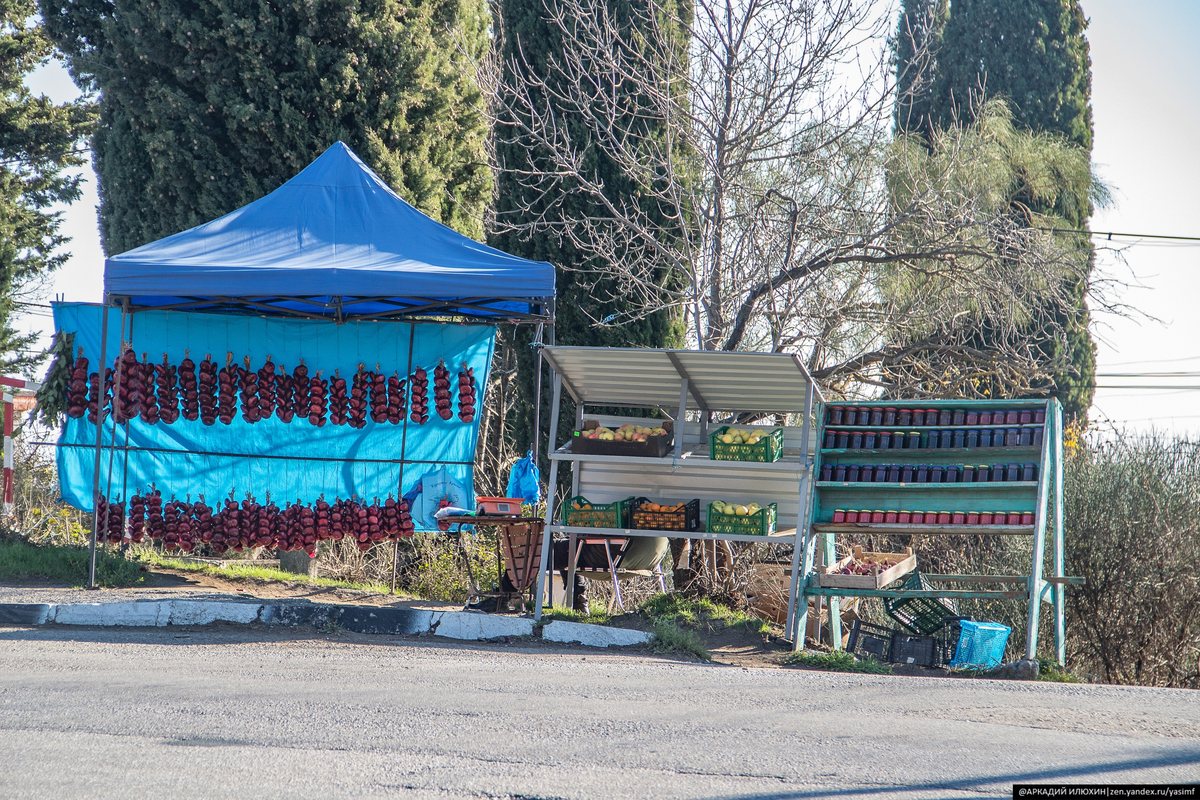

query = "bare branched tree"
[488, 0, 1105, 398]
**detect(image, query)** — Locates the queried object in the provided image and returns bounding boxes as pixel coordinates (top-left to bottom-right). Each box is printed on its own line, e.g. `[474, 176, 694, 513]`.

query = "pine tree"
[490, 0, 688, 457]
[0, 0, 95, 372]
[41, 0, 492, 254]
[894, 0, 1096, 420]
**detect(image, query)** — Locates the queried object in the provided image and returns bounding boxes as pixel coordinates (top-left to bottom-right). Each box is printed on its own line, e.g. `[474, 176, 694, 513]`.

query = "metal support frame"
[785, 380, 814, 648]
[1024, 401, 1056, 660]
[87, 302, 110, 589]
[533, 374, 562, 622]
[1052, 401, 1066, 665]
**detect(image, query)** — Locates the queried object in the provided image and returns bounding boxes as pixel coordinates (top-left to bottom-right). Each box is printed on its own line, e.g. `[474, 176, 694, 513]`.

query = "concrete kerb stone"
[433, 611, 534, 641]
[542, 620, 651, 648]
[167, 600, 263, 626]
[53, 601, 168, 627]
[338, 606, 435, 635]
[0, 603, 54, 626]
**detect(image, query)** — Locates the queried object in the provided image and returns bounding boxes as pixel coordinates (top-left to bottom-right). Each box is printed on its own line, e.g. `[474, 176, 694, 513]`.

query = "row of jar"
[819, 462, 1037, 484]
[827, 406, 1045, 427]
[831, 509, 1035, 526]
[823, 427, 1043, 450]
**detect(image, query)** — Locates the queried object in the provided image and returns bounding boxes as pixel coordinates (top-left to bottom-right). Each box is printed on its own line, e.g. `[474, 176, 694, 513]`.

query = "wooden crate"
[818, 545, 916, 589]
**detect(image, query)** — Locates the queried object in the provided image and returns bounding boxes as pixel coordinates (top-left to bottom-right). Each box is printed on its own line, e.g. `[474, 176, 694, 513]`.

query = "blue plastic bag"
[506, 452, 541, 504]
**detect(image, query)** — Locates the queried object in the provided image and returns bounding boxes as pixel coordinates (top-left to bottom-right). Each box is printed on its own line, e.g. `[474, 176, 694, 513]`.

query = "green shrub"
[784, 650, 894, 675]
[650, 622, 711, 660]
[0, 539, 146, 588]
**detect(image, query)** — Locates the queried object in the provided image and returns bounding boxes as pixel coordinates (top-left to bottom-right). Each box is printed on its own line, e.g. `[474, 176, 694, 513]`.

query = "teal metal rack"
[798, 398, 1068, 665]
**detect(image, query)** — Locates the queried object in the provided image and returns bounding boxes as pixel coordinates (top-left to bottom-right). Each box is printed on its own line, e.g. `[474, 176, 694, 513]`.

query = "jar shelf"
[820, 446, 1041, 457]
[816, 481, 1038, 490]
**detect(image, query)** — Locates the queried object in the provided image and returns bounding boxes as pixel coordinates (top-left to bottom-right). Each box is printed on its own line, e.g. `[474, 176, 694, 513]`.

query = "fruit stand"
[800, 398, 1070, 664]
[533, 346, 822, 643]
[49, 143, 555, 586]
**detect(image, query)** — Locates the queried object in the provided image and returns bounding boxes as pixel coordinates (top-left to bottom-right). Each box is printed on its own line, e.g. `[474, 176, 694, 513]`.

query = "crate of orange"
[561, 495, 634, 529]
[630, 497, 702, 533]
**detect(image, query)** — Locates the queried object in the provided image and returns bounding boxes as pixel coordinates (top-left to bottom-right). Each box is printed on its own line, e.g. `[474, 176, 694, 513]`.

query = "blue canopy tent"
[105, 142, 555, 322]
[71, 143, 555, 586]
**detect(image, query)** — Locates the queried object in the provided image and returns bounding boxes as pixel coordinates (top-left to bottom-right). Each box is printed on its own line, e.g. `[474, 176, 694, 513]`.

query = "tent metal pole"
[533, 373, 561, 622]
[392, 322, 417, 595]
[87, 301, 110, 589]
[531, 323, 545, 462]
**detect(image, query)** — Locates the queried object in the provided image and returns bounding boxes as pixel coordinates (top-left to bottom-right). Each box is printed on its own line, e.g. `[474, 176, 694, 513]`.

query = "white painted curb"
[542, 620, 651, 648]
[434, 611, 534, 640]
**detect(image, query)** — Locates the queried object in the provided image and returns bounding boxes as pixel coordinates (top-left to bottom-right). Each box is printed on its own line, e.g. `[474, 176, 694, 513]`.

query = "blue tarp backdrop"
[54, 303, 494, 525]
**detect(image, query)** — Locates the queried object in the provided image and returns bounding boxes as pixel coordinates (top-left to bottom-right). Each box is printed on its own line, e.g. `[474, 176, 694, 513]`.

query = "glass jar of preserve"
[898, 409, 912, 426]
[1021, 511, 1034, 525]
[874, 465, 888, 482]
[908, 431, 922, 449]
[851, 432, 863, 449]
[898, 510, 912, 524]
[930, 465, 944, 483]
[992, 511, 1008, 525]
[978, 429, 993, 448]
[952, 408, 966, 425]
[1019, 409, 1033, 424]
[1033, 427, 1044, 447]
[846, 464, 861, 482]
[979, 410, 993, 426]
[833, 509, 846, 523]
[961, 465, 975, 483]
[967, 511, 980, 525]
[952, 430, 966, 448]
[951, 511, 966, 525]
[1034, 408, 1046, 424]
[884, 510, 898, 524]
[975, 464, 990, 482]
[1006, 428, 1020, 447]
[1005, 410, 1019, 424]
[835, 464, 848, 482]
[991, 463, 1006, 482]
[916, 464, 929, 483]
[1018, 427, 1033, 447]
[1021, 463, 1036, 481]
[937, 409, 952, 426]
[877, 431, 891, 449]
[940, 430, 954, 448]
[937, 511, 951, 524]
[887, 464, 901, 482]
[910, 511, 925, 524]
[844, 510, 858, 524]
[979, 511, 993, 525]
[824, 429, 837, 448]
[900, 465, 914, 483]
[820, 463, 833, 481]
[883, 407, 897, 426]
[893, 432, 907, 449]
[871, 510, 885, 523]
[864, 431, 877, 449]
[912, 409, 926, 426]
[945, 465, 960, 483]
[965, 410, 979, 425]
[837, 431, 850, 448]
[966, 430, 979, 448]
[828, 406, 844, 425]
[870, 407, 884, 426]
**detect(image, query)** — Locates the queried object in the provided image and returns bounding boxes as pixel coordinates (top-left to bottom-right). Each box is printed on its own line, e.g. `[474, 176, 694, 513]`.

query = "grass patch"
[0, 539, 148, 588]
[784, 649, 894, 675]
[539, 606, 613, 626]
[1037, 657, 1082, 683]
[132, 548, 394, 594]
[638, 593, 771, 635]
[650, 621, 711, 661]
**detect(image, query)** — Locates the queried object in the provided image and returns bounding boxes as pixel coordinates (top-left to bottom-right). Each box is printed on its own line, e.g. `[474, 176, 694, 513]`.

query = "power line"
[1096, 372, 1200, 377]
[1050, 227, 1200, 242]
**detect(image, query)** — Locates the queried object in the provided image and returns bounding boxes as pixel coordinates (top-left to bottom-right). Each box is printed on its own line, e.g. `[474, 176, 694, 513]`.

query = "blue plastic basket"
[948, 620, 1011, 669]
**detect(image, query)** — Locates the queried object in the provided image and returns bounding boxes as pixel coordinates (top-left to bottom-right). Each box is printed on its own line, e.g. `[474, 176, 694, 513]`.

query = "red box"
[476, 497, 525, 516]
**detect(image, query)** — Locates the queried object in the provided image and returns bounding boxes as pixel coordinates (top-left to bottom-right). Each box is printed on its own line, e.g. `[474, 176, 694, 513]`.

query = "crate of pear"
[706, 501, 778, 536]
[572, 419, 674, 458]
[708, 425, 785, 462]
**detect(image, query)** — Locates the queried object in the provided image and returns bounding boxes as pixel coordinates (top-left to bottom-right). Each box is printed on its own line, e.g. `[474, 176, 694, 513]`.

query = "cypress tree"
[894, 0, 1096, 420]
[491, 0, 688, 457]
[41, 0, 492, 254]
[0, 0, 95, 372]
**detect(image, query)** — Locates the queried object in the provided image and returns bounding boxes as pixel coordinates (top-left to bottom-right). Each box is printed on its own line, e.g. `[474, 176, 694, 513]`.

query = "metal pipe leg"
[603, 540, 623, 612]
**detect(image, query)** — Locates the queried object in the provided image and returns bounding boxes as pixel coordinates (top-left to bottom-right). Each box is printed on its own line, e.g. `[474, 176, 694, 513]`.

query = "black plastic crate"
[884, 571, 960, 635]
[890, 632, 942, 667]
[570, 421, 674, 457]
[846, 619, 893, 662]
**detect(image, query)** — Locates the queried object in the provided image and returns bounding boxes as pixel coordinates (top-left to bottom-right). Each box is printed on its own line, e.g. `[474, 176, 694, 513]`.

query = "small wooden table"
[444, 515, 545, 610]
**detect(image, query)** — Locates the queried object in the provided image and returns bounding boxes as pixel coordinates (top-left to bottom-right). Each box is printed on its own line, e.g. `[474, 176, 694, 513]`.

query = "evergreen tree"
[41, 0, 492, 254]
[491, 0, 688, 457]
[894, 0, 1096, 420]
[0, 0, 95, 372]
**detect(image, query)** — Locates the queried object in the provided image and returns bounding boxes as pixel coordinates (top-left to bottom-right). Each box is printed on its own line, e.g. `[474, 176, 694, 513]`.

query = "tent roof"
[540, 347, 822, 414]
[104, 142, 555, 322]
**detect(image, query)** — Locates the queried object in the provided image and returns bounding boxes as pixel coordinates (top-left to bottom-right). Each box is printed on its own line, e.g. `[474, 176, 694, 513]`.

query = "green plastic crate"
[561, 495, 634, 529]
[705, 502, 777, 536]
[883, 571, 960, 635]
[708, 426, 784, 462]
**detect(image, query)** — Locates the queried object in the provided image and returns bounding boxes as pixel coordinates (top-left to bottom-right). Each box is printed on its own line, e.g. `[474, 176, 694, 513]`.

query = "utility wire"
[1049, 227, 1200, 242]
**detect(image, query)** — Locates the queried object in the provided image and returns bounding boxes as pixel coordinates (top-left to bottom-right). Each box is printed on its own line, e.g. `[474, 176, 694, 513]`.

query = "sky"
[17, 0, 1200, 436]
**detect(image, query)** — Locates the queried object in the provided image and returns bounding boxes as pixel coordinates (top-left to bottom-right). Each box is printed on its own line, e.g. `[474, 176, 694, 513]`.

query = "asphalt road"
[1, 626, 1197, 799]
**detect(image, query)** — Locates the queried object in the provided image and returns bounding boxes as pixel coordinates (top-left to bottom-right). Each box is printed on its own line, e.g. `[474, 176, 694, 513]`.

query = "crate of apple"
[572, 420, 673, 457]
[818, 545, 916, 589]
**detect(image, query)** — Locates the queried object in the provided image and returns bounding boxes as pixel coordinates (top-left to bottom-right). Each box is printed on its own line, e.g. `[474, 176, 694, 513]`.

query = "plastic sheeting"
[103, 143, 555, 318]
[54, 303, 493, 527]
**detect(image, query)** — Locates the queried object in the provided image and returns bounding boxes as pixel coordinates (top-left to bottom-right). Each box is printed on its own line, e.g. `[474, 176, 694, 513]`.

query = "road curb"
[0, 601, 651, 648]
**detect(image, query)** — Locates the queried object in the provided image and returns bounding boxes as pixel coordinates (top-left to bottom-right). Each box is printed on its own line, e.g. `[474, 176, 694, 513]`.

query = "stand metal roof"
[539, 347, 822, 414]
